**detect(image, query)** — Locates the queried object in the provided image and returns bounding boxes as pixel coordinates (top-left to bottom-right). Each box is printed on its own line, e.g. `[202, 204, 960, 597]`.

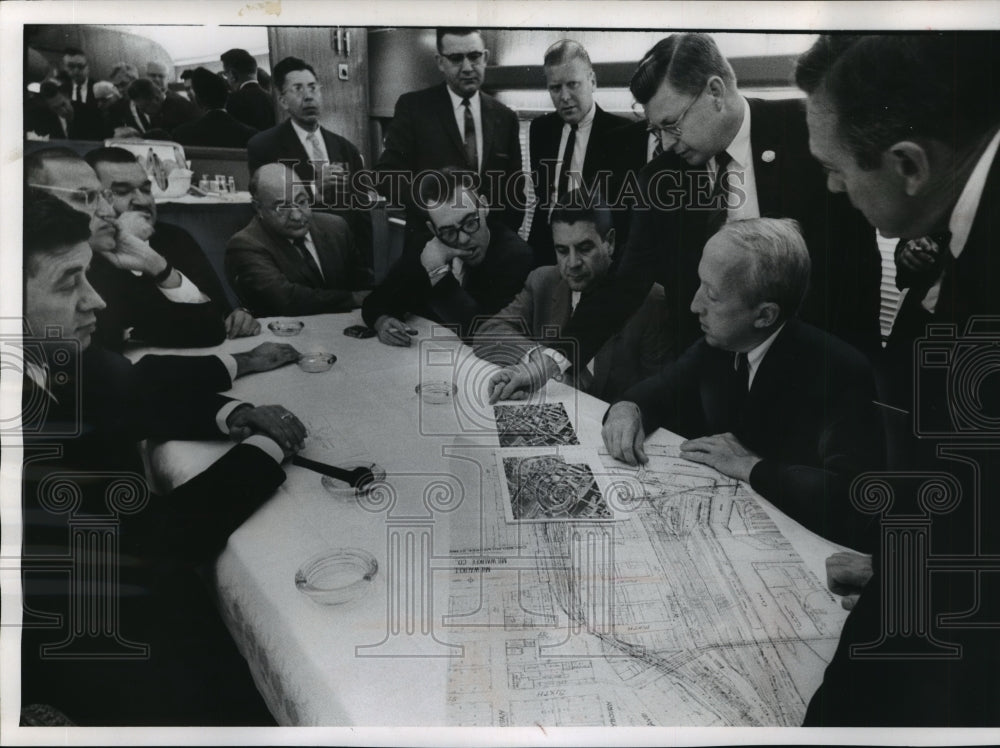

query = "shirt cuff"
[216, 353, 238, 384]
[242, 434, 285, 464]
[216, 400, 248, 434]
[157, 270, 211, 304]
[530, 345, 572, 374]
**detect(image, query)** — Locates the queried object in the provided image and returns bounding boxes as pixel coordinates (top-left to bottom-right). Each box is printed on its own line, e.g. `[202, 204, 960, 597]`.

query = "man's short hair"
[796, 32, 1000, 171]
[127, 78, 158, 101]
[221, 48, 258, 76]
[543, 39, 592, 69]
[550, 188, 613, 239]
[717, 218, 811, 321]
[272, 56, 316, 93]
[93, 81, 118, 101]
[84, 146, 139, 171]
[190, 66, 229, 109]
[630, 33, 737, 105]
[39, 79, 70, 100]
[24, 196, 92, 277]
[25, 146, 81, 184]
[435, 28, 484, 54]
[416, 167, 481, 213]
[62, 46, 85, 59]
[179, 69, 193, 81]
[109, 62, 139, 80]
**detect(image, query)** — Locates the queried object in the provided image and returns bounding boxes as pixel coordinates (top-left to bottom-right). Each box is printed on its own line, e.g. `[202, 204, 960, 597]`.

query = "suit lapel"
[479, 93, 497, 174]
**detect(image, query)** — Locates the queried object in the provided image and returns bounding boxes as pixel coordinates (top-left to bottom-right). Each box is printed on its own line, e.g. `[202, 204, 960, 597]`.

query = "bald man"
[225, 164, 373, 316]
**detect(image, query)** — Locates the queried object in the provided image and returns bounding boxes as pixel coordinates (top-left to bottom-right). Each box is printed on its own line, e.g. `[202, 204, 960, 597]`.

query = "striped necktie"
[461, 97, 478, 170]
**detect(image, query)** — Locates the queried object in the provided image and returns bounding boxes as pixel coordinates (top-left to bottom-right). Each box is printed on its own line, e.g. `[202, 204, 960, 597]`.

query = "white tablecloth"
[134, 312, 849, 726]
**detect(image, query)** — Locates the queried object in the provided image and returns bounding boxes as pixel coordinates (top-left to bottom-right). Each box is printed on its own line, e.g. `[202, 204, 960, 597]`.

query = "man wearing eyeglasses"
[61, 47, 95, 110]
[489, 32, 883, 404]
[362, 167, 532, 345]
[39, 146, 252, 350]
[376, 28, 525, 244]
[225, 164, 372, 317]
[246, 56, 372, 267]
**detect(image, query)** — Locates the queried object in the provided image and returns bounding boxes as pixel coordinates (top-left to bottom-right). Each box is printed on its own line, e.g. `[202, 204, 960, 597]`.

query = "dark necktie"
[558, 124, 579, 198]
[706, 150, 733, 239]
[728, 351, 750, 425]
[74, 84, 82, 103]
[291, 237, 323, 283]
[462, 98, 478, 171]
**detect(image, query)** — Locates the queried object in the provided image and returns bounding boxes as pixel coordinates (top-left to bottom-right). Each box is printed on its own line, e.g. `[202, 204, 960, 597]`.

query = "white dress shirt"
[711, 97, 760, 222]
[446, 87, 484, 172]
[554, 102, 597, 197]
[743, 322, 785, 390]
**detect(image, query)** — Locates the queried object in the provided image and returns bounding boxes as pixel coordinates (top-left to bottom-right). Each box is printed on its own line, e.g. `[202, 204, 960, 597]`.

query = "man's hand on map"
[826, 551, 873, 610]
[679, 432, 761, 482]
[602, 401, 648, 466]
[488, 350, 561, 403]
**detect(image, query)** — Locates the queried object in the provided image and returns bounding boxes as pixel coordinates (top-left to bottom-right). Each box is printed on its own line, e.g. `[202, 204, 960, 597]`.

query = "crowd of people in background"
[25, 45, 274, 148]
[18, 27, 1000, 728]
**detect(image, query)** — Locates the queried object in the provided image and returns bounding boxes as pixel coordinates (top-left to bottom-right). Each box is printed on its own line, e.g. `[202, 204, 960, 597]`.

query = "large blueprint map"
[443, 440, 849, 726]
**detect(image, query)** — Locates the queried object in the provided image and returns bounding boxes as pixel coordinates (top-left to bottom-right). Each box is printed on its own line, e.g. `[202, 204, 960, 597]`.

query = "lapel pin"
[761, 150, 776, 163]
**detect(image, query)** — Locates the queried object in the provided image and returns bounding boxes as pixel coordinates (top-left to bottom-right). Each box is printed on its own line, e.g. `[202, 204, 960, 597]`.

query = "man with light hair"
[526, 39, 630, 267]
[603, 217, 883, 548]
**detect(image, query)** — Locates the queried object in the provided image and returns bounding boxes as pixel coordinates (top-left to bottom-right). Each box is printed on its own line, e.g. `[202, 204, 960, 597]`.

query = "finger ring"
[281, 413, 293, 420]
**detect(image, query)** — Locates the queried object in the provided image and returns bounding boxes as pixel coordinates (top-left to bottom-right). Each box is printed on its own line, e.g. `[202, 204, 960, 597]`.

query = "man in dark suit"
[477, 191, 670, 403]
[490, 33, 883, 404]
[172, 67, 258, 148]
[221, 47, 275, 132]
[247, 56, 372, 265]
[79, 146, 259, 349]
[363, 168, 533, 344]
[25, 79, 106, 141]
[794, 32, 1000, 727]
[62, 47, 96, 111]
[106, 78, 197, 138]
[21, 197, 307, 725]
[376, 28, 525, 241]
[226, 164, 372, 316]
[603, 217, 883, 548]
[526, 40, 630, 267]
[607, 117, 662, 246]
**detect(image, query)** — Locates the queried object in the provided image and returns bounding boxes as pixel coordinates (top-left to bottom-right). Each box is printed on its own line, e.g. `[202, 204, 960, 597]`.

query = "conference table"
[134, 311, 850, 727]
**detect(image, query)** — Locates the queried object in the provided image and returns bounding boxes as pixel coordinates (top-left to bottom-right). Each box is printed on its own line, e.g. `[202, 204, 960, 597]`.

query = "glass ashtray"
[320, 462, 386, 498]
[298, 352, 337, 372]
[294, 548, 378, 605]
[416, 381, 458, 404]
[268, 320, 304, 336]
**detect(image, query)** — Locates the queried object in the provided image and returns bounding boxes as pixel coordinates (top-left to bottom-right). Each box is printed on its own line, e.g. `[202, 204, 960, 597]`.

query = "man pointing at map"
[602, 218, 884, 549]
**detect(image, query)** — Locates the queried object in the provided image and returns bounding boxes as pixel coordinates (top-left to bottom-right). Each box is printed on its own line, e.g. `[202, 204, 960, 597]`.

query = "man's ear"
[887, 141, 931, 197]
[753, 302, 781, 329]
[706, 75, 727, 108]
[482, 48, 491, 65]
[604, 228, 616, 257]
[425, 219, 436, 238]
[434, 54, 446, 76]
